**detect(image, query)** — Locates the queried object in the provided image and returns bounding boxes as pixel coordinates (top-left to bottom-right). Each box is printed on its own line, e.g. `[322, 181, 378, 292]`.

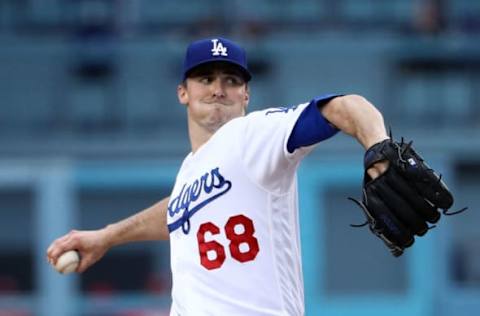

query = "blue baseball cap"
[182, 37, 252, 82]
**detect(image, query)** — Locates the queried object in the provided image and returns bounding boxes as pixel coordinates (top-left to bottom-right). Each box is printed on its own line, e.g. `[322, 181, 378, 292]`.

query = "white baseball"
[54, 250, 80, 274]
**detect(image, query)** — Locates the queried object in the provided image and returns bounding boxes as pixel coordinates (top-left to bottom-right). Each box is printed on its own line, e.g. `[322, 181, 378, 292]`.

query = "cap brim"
[183, 58, 252, 82]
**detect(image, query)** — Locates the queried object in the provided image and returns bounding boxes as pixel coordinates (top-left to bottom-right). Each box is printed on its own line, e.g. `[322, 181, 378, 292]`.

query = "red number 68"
[196, 214, 260, 270]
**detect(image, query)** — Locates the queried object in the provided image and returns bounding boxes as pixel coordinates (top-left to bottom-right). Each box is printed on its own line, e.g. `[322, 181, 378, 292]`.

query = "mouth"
[204, 100, 232, 107]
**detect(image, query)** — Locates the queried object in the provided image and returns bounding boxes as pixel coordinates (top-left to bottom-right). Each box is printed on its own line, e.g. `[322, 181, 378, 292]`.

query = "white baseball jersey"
[167, 101, 320, 316]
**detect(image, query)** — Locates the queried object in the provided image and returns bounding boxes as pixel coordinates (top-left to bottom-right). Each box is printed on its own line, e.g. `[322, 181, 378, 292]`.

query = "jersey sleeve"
[286, 94, 341, 153]
[238, 94, 342, 193]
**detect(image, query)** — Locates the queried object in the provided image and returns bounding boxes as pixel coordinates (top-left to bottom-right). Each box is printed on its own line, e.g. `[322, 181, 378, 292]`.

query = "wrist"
[101, 224, 118, 248]
[362, 134, 389, 150]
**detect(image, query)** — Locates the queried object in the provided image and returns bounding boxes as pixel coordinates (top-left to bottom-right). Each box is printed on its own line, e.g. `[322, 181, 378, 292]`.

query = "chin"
[201, 120, 221, 133]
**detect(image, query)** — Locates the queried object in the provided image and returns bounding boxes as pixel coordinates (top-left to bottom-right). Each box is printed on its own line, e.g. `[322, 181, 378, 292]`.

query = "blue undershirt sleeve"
[286, 94, 343, 153]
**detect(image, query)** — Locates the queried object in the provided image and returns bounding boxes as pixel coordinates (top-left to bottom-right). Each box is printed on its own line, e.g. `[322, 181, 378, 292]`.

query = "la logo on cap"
[211, 39, 228, 56]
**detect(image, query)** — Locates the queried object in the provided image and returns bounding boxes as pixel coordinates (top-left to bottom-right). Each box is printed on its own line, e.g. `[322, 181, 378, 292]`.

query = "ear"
[243, 84, 250, 110]
[177, 83, 188, 105]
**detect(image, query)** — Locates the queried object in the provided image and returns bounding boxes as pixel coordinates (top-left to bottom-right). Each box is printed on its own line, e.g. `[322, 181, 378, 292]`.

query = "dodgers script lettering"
[168, 167, 232, 234]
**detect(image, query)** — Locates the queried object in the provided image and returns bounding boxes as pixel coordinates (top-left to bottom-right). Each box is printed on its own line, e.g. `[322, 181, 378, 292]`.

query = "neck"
[188, 120, 215, 154]
[189, 131, 213, 154]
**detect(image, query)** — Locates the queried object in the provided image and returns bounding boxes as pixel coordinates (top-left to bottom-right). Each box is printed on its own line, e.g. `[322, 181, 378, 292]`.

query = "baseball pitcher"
[47, 37, 464, 316]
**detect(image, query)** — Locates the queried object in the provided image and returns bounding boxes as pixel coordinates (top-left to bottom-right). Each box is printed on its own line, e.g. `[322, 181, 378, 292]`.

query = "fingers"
[77, 253, 95, 273]
[46, 230, 81, 265]
[367, 160, 389, 179]
[46, 229, 109, 274]
[75, 245, 107, 273]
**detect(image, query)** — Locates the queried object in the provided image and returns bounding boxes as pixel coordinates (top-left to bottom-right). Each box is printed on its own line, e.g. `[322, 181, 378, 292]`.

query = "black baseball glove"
[349, 138, 466, 257]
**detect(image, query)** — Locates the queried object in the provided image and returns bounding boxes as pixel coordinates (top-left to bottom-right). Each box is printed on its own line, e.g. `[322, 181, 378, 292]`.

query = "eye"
[225, 75, 242, 85]
[199, 76, 213, 84]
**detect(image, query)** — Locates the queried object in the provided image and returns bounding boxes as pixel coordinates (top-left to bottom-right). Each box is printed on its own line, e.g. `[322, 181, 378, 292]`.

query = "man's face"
[177, 62, 250, 135]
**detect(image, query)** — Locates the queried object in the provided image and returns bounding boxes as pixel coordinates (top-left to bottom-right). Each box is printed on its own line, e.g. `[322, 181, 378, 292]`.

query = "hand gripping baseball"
[47, 229, 110, 273]
[349, 138, 467, 257]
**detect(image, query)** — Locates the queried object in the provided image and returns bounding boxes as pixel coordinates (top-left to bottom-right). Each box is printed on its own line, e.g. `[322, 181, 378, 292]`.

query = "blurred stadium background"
[1, 0, 479, 315]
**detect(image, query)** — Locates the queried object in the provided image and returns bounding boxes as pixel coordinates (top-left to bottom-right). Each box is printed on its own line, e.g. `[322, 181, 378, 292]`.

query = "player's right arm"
[46, 196, 170, 273]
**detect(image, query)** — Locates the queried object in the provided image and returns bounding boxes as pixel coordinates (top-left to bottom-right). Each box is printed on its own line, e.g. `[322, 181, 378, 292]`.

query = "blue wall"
[1, 1, 480, 315]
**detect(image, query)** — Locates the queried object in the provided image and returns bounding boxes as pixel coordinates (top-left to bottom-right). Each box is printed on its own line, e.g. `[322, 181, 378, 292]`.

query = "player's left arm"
[320, 94, 466, 256]
[319, 94, 389, 177]
[320, 95, 388, 149]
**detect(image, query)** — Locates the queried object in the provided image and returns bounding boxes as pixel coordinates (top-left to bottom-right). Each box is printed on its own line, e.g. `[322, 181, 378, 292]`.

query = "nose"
[211, 78, 226, 98]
